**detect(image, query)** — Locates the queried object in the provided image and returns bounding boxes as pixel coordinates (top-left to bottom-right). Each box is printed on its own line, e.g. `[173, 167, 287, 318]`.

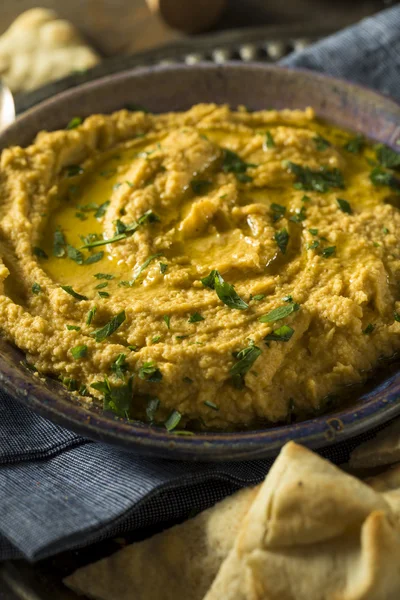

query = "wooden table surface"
[0, 0, 393, 58]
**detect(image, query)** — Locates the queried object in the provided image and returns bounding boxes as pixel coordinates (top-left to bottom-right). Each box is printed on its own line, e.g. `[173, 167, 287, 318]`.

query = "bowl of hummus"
[0, 63, 399, 459]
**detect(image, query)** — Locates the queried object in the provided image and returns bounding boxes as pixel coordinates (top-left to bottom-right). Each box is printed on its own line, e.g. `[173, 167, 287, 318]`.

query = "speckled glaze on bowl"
[1, 63, 400, 461]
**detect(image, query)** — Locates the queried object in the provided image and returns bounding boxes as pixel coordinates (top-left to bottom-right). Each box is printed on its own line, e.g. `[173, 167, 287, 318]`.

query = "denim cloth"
[1, 5, 400, 561]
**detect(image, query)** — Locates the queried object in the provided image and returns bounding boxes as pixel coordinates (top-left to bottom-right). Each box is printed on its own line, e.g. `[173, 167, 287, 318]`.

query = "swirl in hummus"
[0, 104, 399, 430]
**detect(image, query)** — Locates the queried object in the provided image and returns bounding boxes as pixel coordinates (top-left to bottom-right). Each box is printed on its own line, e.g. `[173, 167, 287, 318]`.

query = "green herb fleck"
[91, 310, 126, 342]
[284, 161, 345, 192]
[313, 135, 330, 151]
[336, 197, 352, 214]
[131, 253, 163, 284]
[32, 282, 41, 295]
[183, 376, 193, 384]
[66, 117, 83, 130]
[394, 311, 400, 322]
[370, 167, 400, 190]
[343, 134, 364, 154]
[86, 306, 97, 325]
[95, 200, 111, 219]
[138, 361, 162, 382]
[289, 206, 307, 223]
[163, 315, 171, 329]
[265, 324, 294, 343]
[259, 303, 300, 323]
[309, 228, 318, 236]
[204, 400, 219, 411]
[306, 240, 320, 250]
[188, 312, 205, 323]
[66, 324, 81, 331]
[94, 273, 114, 280]
[111, 353, 128, 380]
[60, 285, 88, 301]
[201, 269, 248, 310]
[75, 211, 88, 221]
[191, 180, 212, 195]
[92, 375, 133, 418]
[84, 252, 104, 265]
[159, 262, 168, 274]
[152, 335, 161, 344]
[67, 244, 84, 264]
[53, 227, 66, 258]
[95, 282, 108, 290]
[230, 342, 262, 389]
[382, 227, 389, 235]
[263, 131, 275, 150]
[302, 195, 311, 202]
[271, 203, 286, 222]
[376, 144, 400, 169]
[165, 410, 182, 432]
[321, 246, 336, 258]
[146, 397, 160, 422]
[282, 295, 293, 303]
[274, 228, 289, 255]
[221, 148, 256, 181]
[70, 344, 88, 359]
[98, 291, 110, 298]
[252, 294, 265, 301]
[363, 323, 375, 335]
[33, 246, 48, 259]
[65, 165, 84, 178]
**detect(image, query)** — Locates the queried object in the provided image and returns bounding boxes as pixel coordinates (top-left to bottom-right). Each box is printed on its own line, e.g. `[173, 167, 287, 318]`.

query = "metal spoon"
[0, 81, 15, 131]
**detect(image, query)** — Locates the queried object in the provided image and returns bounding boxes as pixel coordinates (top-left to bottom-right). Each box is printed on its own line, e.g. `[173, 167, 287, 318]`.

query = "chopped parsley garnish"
[33, 246, 48, 259]
[163, 315, 171, 329]
[66, 325, 81, 331]
[309, 228, 318, 236]
[382, 227, 389, 235]
[271, 203, 286, 222]
[66, 117, 83, 130]
[95, 200, 111, 219]
[191, 180, 212, 195]
[65, 165, 84, 177]
[302, 195, 311, 202]
[252, 294, 265, 301]
[160, 262, 168, 274]
[236, 173, 253, 183]
[84, 252, 104, 265]
[137, 210, 160, 225]
[131, 253, 163, 284]
[91, 310, 126, 342]
[370, 167, 400, 190]
[284, 161, 345, 192]
[92, 375, 133, 418]
[32, 282, 41, 294]
[230, 342, 262, 389]
[53, 227, 66, 257]
[60, 285, 88, 301]
[336, 198, 352, 214]
[204, 400, 219, 411]
[265, 324, 294, 343]
[176, 335, 189, 340]
[321, 246, 336, 258]
[306, 240, 320, 250]
[259, 302, 300, 323]
[128, 344, 138, 352]
[146, 397, 160, 422]
[81, 232, 128, 249]
[274, 228, 289, 255]
[201, 269, 248, 310]
[165, 410, 182, 432]
[94, 273, 114, 280]
[221, 148, 256, 182]
[70, 344, 88, 359]
[95, 282, 108, 290]
[363, 323, 375, 335]
[152, 335, 161, 344]
[99, 168, 117, 179]
[62, 377, 78, 391]
[82, 211, 158, 250]
[282, 295, 293, 303]
[75, 211, 88, 221]
[188, 312, 205, 323]
[67, 244, 84, 264]
[289, 206, 307, 223]
[138, 361, 162, 382]
[343, 134, 364, 154]
[263, 131, 275, 150]
[313, 135, 331, 151]
[394, 311, 400, 322]
[99, 290, 109, 298]
[111, 353, 128, 380]
[375, 144, 400, 169]
[86, 306, 97, 325]
[183, 376, 193, 384]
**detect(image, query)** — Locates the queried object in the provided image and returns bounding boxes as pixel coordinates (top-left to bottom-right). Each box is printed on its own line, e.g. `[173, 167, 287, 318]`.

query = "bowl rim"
[1, 61, 400, 461]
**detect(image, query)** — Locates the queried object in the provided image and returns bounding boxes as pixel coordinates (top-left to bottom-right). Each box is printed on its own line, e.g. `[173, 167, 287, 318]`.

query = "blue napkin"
[1, 5, 400, 562]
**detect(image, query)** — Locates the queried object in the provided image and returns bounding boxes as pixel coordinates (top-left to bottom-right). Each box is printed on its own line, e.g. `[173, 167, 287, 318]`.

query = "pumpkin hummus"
[0, 104, 399, 429]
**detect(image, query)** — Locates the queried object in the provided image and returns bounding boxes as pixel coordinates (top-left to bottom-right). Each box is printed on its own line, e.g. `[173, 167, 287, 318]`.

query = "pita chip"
[350, 420, 400, 469]
[64, 484, 258, 600]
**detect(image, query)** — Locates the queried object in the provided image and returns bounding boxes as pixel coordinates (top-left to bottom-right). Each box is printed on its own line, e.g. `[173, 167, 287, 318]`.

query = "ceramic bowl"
[1, 62, 400, 460]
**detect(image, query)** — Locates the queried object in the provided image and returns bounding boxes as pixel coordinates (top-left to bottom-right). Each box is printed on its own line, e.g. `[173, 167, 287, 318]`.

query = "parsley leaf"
[204, 400, 219, 411]
[163, 315, 171, 329]
[32, 282, 41, 295]
[165, 410, 182, 431]
[91, 310, 126, 342]
[86, 306, 97, 325]
[306, 240, 320, 250]
[93, 375, 134, 418]
[60, 285, 88, 301]
[146, 397, 160, 422]
[343, 134, 364, 154]
[230, 343, 262, 389]
[284, 161, 345, 192]
[138, 361, 163, 382]
[370, 167, 400, 190]
[70, 344, 88, 359]
[66, 117, 83, 130]
[336, 198, 352, 214]
[95, 200, 110, 219]
[321, 246, 336, 258]
[191, 180, 212, 195]
[289, 206, 307, 223]
[252, 294, 265, 301]
[53, 227, 66, 257]
[263, 131, 275, 150]
[33, 246, 48, 259]
[363, 323, 375, 335]
[84, 252, 104, 265]
[66, 325, 81, 331]
[160, 262, 168, 274]
[376, 144, 400, 169]
[111, 353, 128, 380]
[259, 303, 300, 323]
[221, 148, 256, 181]
[67, 244, 84, 264]
[65, 165, 84, 177]
[309, 228, 318, 236]
[274, 228, 289, 254]
[94, 273, 114, 280]
[313, 135, 330, 151]
[394, 311, 400, 322]
[271, 203, 286, 222]
[95, 282, 108, 290]
[188, 312, 205, 323]
[265, 324, 294, 342]
[131, 253, 163, 284]
[201, 270, 248, 310]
